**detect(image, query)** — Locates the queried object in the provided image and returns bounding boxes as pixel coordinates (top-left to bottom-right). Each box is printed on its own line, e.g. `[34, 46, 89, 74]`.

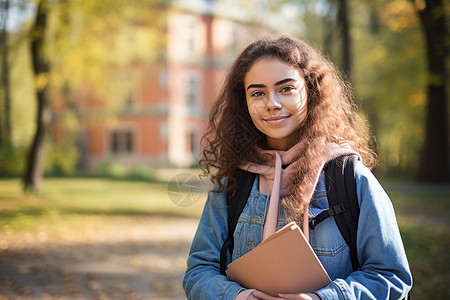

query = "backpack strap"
[219, 169, 256, 275]
[328, 154, 360, 271]
[309, 154, 360, 271]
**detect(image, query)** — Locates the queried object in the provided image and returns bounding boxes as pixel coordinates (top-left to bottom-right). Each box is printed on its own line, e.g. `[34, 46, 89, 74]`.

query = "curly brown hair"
[200, 35, 377, 218]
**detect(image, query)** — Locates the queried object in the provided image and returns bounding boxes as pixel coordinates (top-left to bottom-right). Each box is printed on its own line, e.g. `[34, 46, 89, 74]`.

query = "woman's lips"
[263, 116, 290, 126]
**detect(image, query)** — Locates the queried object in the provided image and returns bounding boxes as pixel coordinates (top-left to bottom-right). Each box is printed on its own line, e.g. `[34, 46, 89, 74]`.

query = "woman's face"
[244, 57, 308, 150]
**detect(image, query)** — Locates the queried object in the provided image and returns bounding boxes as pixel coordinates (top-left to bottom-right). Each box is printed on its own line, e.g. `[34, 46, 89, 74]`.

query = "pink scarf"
[240, 143, 357, 241]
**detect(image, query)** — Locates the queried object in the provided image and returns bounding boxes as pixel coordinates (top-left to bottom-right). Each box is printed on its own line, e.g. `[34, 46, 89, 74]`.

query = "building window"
[231, 24, 240, 54]
[186, 75, 199, 108]
[110, 129, 134, 154]
[186, 21, 196, 57]
[159, 69, 168, 87]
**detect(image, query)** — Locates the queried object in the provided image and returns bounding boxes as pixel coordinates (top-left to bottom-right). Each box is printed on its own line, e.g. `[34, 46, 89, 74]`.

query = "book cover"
[226, 222, 331, 296]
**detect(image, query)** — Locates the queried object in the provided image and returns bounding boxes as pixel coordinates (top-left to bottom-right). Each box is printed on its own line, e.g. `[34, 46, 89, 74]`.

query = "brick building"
[74, 1, 292, 170]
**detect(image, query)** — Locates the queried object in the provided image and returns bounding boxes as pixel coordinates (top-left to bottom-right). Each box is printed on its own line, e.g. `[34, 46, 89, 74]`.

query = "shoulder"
[206, 176, 228, 202]
[353, 159, 392, 210]
[209, 176, 228, 193]
[354, 159, 384, 191]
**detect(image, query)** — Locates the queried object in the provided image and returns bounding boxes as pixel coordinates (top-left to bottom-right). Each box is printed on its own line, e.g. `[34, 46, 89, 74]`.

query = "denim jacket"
[183, 160, 412, 299]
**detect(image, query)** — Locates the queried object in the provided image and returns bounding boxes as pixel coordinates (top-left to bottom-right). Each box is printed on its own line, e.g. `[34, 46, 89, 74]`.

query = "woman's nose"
[266, 93, 282, 110]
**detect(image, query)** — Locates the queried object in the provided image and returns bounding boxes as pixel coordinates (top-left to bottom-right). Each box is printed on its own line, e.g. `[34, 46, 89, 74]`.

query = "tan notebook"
[226, 221, 331, 296]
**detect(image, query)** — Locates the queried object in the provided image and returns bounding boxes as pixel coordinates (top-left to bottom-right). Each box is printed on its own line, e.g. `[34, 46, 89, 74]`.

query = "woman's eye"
[251, 91, 264, 97]
[280, 86, 293, 93]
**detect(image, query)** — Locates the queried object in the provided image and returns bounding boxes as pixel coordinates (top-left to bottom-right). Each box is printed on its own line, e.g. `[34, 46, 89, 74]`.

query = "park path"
[0, 216, 199, 300]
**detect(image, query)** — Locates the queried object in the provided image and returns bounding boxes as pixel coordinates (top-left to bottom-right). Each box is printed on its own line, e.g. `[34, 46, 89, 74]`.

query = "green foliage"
[44, 137, 80, 176]
[2, 0, 163, 179]
[47, 0, 164, 89]
[9, 38, 37, 148]
[0, 144, 28, 176]
[299, 0, 429, 175]
[352, 0, 427, 175]
[94, 160, 160, 182]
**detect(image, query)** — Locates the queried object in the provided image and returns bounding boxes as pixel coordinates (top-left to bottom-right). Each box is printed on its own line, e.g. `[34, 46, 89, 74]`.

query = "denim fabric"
[182, 160, 413, 299]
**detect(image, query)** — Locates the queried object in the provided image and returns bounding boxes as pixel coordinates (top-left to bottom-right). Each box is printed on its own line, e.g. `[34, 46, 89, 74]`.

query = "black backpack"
[219, 154, 410, 299]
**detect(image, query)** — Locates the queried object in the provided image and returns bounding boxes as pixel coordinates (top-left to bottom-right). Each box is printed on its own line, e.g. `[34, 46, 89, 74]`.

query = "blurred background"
[0, 0, 449, 299]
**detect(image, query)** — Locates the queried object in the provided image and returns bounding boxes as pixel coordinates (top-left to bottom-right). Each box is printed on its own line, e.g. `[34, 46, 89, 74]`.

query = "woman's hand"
[248, 291, 320, 300]
[278, 293, 321, 300]
[248, 290, 280, 299]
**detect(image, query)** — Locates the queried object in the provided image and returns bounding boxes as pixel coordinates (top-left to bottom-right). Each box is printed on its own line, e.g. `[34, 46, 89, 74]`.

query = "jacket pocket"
[309, 216, 347, 257]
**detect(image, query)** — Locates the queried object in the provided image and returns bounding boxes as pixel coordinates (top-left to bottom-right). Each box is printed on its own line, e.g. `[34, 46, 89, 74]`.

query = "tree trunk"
[23, 0, 50, 194]
[322, 0, 352, 81]
[415, 0, 449, 182]
[323, 4, 334, 57]
[0, 0, 11, 146]
[338, 0, 351, 80]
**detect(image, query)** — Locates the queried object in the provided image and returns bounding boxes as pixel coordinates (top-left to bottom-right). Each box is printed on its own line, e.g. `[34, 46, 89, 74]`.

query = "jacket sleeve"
[182, 185, 245, 300]
[315, 161, 413, 299]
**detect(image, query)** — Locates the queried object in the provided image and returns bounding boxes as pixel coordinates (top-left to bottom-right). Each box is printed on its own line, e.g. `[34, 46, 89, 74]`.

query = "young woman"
[182, 36, 412, 300]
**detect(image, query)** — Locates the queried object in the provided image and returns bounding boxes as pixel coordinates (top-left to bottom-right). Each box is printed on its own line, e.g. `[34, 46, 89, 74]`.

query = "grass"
[0, 177, 207, 240]
[0, 176, 449, 298]
[380, 180, 450, 299]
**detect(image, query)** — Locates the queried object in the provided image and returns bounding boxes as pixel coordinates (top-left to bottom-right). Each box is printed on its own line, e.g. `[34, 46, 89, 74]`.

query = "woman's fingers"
[277, 293, 320, 300]
[250, 290, 282, 300]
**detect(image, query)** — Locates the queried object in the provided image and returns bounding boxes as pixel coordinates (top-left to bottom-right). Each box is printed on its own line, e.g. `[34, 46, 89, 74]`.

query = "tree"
[23, 0, 50, 193]
[297, 0, 446, 177]
[20, 0, 163, 191]
[338, 0, 351, 80]
[321, 0, 352, 80]
[411, 0, 449, 182]
[351, 0, 428, 175]
[0, 0, 11, 146]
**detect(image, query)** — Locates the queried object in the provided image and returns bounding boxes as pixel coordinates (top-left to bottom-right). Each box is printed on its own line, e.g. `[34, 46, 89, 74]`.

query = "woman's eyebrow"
[246, 83, 265, 91]
[246, 78, 297, 91]
[274, 78, 296, 86]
